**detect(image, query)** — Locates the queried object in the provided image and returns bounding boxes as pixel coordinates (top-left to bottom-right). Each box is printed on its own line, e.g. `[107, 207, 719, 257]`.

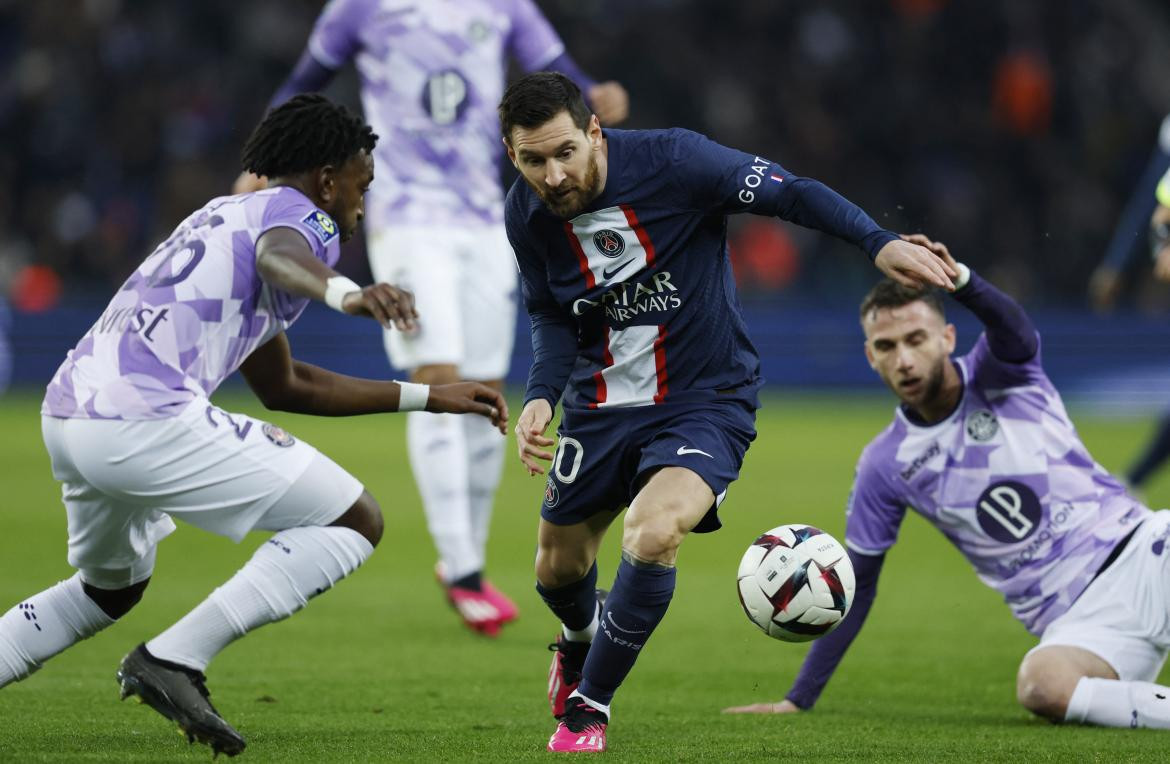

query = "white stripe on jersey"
[566, 205, 666, 408]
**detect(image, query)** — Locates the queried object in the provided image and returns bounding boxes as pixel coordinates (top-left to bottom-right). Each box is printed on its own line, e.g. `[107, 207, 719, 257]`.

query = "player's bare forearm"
[240, 335, 506, 428]
[256, 228, 418, 330]
[255, 228, 336, 303]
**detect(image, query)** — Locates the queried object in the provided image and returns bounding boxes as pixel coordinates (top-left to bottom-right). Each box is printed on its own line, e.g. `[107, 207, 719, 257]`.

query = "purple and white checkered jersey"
[42, 187, 341, 420]
[307, 0, 565, 228]
[846, 334, 1149, 635]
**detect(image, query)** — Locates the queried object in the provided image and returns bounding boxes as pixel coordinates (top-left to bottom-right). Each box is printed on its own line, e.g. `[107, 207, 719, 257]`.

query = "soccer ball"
[736, 524, 856, 642]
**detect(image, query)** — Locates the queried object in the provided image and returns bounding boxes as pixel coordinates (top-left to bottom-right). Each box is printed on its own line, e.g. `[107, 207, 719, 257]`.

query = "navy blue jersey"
[506, 128, 895, 413]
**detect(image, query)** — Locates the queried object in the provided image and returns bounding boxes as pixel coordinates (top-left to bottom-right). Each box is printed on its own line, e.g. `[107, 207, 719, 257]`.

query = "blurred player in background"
[501, 72, 955, 752]
[235, 0, 629, 637]
[0, 95, 507, 757]
[726, 236, 1170, 731]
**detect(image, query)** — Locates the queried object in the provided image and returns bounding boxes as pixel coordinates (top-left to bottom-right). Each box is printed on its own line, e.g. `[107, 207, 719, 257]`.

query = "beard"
[529, 154, 601, 219]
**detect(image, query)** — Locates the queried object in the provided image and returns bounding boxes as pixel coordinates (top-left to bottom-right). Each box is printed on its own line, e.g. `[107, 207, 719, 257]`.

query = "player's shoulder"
[256, 187, 339, 246]
[612, 126, 709, 159]
[856, 416, 907, 478]
[504, 176, 543, 227]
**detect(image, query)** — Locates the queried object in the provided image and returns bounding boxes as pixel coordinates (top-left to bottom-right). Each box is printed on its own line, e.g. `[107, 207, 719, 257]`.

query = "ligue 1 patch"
[965, 409, 998, 442]
[592, 229, 626, 258]
[544, 478, 560, 508]
[262, 422, 296, 448]
[301, 209, 338, 244]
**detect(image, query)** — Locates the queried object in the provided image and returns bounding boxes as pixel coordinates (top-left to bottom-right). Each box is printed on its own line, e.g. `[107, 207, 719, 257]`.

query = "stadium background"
[3, 2, 1170, 761]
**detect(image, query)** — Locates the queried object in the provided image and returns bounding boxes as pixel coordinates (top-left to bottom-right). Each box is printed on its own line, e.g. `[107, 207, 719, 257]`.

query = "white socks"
[1066, 676, 1170, 728]
[465, 414, 505, 556]
[408, 411, 480, 581]
[146, 526, 372, 672]
[0, 573, 113, 688]
[564, 602, 600, 643]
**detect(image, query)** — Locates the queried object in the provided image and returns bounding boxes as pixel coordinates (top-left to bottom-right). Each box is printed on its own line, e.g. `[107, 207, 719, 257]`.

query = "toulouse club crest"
[966, 409, 999, 442]
[592, 229, 626, 258]
[262, 422, 296, 448]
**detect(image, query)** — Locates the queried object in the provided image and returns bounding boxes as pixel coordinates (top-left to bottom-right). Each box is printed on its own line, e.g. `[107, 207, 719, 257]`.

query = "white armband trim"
[953, 262, 971, 291]
[324, 276, 361, 313]
[395, 381, 430, 412]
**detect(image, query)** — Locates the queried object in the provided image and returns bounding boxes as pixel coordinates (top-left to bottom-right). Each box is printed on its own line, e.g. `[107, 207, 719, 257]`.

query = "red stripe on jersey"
[621, 204, 657, 266]
[563, 222, 596, 289]
[590, 326, 613, 409]
[653, 325, 669, 404]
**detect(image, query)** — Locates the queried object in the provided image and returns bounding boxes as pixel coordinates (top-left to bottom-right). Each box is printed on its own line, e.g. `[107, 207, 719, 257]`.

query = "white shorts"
[368, 224, 517, 380]
[1031, 509, 1170, 681]
[41, 400, 364, 588]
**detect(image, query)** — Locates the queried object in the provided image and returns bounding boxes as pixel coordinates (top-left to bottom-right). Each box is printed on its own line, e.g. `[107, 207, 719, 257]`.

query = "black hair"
[859, 279, 946, 323]
[498, 71, 591, 143]
[241, 94, 377, 178]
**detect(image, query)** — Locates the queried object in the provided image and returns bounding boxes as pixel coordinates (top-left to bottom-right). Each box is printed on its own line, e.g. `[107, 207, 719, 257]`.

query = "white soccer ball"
[736, 524, 856, 642]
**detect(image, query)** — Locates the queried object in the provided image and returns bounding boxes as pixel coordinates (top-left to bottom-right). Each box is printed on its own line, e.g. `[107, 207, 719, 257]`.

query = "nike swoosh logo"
[677, 446, 714, 458]
[606, 611, 647, 635]
[601, 259, 638, 280]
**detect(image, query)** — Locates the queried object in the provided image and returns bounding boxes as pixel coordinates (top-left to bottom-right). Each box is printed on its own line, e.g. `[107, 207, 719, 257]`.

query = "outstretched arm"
[256, 227, 418, 331]
[904, 234, 1038, 363]
[723, 550, 884, 713]
[239, 332, 507, 428]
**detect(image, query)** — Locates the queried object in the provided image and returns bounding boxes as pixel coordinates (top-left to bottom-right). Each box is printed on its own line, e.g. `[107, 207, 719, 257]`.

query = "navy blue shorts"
[539, 395, 757, 533]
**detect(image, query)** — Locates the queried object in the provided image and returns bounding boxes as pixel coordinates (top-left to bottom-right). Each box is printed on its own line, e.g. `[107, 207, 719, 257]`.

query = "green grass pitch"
[0, 390, 1168, 762]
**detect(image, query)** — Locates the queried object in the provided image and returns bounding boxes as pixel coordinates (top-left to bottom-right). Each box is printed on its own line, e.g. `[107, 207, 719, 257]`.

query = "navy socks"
[536, 562, 598, 632]
[578, 556, 676, 706]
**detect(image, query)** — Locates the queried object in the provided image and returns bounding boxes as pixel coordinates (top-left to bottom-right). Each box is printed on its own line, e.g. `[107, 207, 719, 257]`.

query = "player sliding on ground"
[0, 94, 507, 758]
[499, 72, 957, 753]
[725, 235, 1170, 729]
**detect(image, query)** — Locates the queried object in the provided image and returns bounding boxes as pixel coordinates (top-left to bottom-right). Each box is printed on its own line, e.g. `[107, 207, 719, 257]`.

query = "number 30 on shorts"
[552, 437, 584, 484]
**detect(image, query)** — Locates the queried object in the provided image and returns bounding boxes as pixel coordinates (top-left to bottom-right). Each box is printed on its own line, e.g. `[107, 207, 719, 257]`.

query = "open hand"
[722, 699, 802, 714]
[515, 398, 555, 476]
[342, 284, 418, 331]
[427, 382, 509, 433]
[875, 237, 956, 290]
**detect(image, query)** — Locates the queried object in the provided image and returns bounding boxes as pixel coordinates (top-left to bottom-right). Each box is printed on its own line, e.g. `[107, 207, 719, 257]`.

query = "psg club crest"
[592, 229, 626, 258]
[965, 410, 998, 442]
[262, 423, 296, 448]
[544, 478, 560, 508]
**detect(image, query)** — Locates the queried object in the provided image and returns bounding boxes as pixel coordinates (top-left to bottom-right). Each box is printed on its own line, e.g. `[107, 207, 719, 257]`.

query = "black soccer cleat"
[116, 643, 246, 758]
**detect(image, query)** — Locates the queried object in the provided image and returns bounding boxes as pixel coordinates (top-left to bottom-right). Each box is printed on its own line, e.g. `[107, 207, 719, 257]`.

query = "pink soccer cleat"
[481, 579, 519, 626]
[436, 563, 519, 637]
[548, 634, 589, 718]
[547, 696, 608, 753]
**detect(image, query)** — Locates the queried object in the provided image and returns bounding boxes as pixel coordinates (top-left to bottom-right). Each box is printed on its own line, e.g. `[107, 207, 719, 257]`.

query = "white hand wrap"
[953, 262, 971, 290]
[396, 381, 431, 412]
[324, 276, 362, 313]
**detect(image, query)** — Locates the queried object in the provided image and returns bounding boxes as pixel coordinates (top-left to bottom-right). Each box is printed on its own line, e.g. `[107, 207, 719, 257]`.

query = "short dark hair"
[241, 94, 377, 178]
[859, 279, 946, 323]
[498, 72, 591, 144]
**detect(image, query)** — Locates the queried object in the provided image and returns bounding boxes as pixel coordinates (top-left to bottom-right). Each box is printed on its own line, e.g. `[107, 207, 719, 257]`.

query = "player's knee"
[82, 578, 149, 620]
[535, 545, 592, 588]
[330, 490, 384, 548]
[1016, 660, 1071, 721]
[622, 513, 685, 563]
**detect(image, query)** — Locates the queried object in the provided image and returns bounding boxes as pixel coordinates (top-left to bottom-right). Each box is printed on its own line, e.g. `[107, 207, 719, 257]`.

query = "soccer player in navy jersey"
[498, 72, 956, 752]
[725, 237, 1170, 731]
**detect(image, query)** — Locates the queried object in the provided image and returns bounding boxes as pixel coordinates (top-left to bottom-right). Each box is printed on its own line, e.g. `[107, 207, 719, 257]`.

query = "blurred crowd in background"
[2, 0, 1170, 313]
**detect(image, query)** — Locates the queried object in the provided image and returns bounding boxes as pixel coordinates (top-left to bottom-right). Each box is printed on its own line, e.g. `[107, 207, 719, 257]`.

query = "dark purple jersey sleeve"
[785, 549, 885, 709]
[951, 269, 1039, 365]
[784, 448, 906, 708]
[667, 130, 898, 259]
